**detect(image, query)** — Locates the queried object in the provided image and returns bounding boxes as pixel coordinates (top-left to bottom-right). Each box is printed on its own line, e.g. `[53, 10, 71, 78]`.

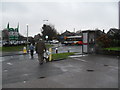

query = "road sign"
[8, 28, 19, 40]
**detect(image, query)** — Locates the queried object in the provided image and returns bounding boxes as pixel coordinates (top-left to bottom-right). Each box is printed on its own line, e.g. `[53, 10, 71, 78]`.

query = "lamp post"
[43, 20, 49, 42]
[45, 35, 48, 43]
[43, 20, 48, 22]
[43, 20, 48, 25]
[74, 28, 75, 33]
[26, 24, 29, 53]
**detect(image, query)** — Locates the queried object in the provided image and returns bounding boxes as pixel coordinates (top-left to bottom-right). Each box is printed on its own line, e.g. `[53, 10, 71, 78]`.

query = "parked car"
[52, 40, 59, 44]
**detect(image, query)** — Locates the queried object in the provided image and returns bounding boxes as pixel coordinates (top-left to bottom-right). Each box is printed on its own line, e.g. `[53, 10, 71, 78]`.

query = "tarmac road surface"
[2, 52, 118, 88]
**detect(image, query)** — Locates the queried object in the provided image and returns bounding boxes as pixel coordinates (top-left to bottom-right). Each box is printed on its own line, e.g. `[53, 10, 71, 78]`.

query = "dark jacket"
[35, 40, 46, 54]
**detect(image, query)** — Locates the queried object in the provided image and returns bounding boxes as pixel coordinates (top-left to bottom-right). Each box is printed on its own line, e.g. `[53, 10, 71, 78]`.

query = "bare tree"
[2, 29, 9, 41]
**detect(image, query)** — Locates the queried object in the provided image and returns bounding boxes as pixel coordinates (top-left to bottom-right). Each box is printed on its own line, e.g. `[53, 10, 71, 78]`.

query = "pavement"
[1, 51, 24, 57]
[2, 53, 118, 88]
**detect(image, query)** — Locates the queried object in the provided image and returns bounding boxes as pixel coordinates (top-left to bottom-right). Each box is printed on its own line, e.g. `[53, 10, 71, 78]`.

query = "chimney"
[103, 29, 105, 33]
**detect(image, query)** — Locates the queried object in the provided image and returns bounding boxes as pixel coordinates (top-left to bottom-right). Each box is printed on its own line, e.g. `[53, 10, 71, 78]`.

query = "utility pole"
[74, 28, 75, 33]
[118, 1, 120, 29]
[26, 24, 29, 53]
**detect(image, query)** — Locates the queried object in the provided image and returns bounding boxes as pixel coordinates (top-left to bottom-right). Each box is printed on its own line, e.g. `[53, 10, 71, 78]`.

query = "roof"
[61, 30, 75, 36]
[82, 30, 96, 33]
[107, 28, 119, 34]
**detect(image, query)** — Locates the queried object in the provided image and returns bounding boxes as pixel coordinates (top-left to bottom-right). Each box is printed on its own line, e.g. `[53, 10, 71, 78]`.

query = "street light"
[43, 20, 48, 42]
[45, 35, 48, 43]
[26, 24, 29, 53]
[43, 20, 48, 22]
[43, 20, 48, 25]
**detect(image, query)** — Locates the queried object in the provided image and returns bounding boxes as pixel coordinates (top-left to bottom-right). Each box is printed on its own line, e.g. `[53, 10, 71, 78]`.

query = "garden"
[96, 32, 120, 56]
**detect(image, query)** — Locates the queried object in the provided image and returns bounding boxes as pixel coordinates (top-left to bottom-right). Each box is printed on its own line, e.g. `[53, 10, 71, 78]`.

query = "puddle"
[23, 74, 28, 76]
[61, 68, 68, 72]
[72, 58, 87, 62]
[0, 60, 3, 62]
[38, 76, 46, 79]
[104, 64, 109, 66]
[7, 62, 13, 65]
[10, 56, 13, 58]
[4, 69, 8, 72]
[23, 80, 27, 83]
[0, 57, 4, 62]
[87, 69, 94, 72]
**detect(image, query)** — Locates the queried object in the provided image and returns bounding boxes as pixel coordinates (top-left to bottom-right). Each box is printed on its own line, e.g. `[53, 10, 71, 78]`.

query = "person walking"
[35, 39, 46, 65]
[29, 43, 34, 59]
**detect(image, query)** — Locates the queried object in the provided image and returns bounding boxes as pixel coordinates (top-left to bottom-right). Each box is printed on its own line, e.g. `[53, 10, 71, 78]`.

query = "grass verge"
[104, 47, 120, 51]
[1, 44, 53, 52]
[2, 45, 25, 52]
[0, 47, 2, 51]
[52, 52, 75, 60]
[45, 44, 54, 49]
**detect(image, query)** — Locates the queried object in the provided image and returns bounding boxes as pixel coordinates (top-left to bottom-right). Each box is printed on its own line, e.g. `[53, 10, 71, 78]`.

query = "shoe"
[39, 62, 43, 65]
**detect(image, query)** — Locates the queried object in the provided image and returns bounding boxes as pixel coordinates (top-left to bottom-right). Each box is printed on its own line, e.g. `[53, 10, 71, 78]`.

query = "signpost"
[7, 23, 19, 45]
[7, 23, 19, 41]
[8, 28, 19, 40]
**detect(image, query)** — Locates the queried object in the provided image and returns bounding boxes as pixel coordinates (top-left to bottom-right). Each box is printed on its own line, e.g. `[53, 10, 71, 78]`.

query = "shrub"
[96, 34, 111, 48]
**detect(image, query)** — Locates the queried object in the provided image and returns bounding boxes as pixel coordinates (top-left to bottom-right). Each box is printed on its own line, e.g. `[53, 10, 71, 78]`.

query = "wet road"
[2, 54, 61, 84]
[2, 45, 82, 85]
[2, 45, 119, 88]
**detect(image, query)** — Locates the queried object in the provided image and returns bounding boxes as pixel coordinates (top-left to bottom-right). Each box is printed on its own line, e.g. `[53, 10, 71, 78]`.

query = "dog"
[43, 50, 50, 63]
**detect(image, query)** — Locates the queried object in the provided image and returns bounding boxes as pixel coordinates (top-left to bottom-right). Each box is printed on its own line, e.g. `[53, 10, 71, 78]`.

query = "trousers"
[30, 50, 34, 58]
[38, 53, 44, 63]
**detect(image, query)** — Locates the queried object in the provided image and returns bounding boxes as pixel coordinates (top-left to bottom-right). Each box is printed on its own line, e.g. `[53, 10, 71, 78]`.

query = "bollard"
[49, 48, 52, 61]
[27, 45, 29, 53]
[68, 48, 71, 53]
[56, 48, 58, 53]
[68, 50, 70, 53]
[23, 47, 27, 54]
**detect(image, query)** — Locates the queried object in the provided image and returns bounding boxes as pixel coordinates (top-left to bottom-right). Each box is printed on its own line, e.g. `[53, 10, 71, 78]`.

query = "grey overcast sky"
[0, 0, 119, 37]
